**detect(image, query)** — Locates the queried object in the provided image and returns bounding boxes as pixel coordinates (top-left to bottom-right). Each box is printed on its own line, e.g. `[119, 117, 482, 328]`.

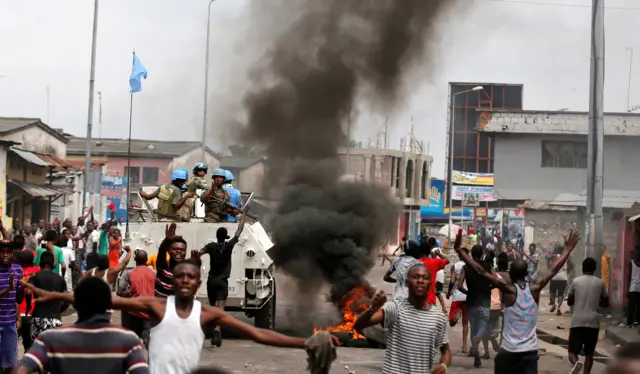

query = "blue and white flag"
[129, 53, 147, 93]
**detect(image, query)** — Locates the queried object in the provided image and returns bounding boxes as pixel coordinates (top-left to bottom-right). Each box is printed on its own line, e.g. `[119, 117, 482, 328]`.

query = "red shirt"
[19, 266, 40, 315]
[419, 257, 448, 305]
[126, 267, 156, 319]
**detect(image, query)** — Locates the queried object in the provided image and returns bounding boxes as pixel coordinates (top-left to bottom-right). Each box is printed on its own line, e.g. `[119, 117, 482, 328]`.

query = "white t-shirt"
[88, 230, 100, 251]
[451, 261, 467, 302]
[76, 226, 85, 249]
[62, 246, 76, 292]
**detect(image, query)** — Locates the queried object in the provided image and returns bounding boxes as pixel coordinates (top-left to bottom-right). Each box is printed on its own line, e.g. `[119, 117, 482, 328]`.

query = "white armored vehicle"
[126, 192, 277, 329]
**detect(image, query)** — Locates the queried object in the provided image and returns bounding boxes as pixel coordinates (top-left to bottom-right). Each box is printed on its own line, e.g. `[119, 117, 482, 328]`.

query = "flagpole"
[125, 51, 134, 240]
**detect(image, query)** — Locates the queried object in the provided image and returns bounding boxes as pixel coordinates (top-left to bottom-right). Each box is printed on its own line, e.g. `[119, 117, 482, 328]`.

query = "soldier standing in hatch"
[181, 163, 209, 220]
[188, 163, 209, 193]
[200, 168, 231, 223]
[140, 168, 194, 221]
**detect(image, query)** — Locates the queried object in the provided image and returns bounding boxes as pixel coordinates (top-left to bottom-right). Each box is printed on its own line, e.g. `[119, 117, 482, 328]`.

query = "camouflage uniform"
[148, 183, 182, 220]
[203, 186, 230, 223]
[187, 176, 208, 193]
[180, 175, 209, 221]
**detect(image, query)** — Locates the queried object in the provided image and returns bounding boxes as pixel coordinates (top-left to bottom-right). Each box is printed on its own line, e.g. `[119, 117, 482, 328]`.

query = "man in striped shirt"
[155, 223, 199, 298]
[354, 263, 451, 374]
[15, 276, 148, 374]
[0, 240, 23, 373]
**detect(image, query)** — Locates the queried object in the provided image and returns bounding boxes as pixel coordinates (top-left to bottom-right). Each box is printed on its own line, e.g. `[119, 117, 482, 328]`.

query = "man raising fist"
[354, 263, 451, 374]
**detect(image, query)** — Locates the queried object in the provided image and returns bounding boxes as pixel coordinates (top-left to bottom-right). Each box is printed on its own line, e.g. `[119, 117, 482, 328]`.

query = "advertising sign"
[462, 193, 480, 207]
[452, 185, 496, 201]
[420, 179, 444, 216]
[452, 171, 494, 186]
[101, 174, 128, 221]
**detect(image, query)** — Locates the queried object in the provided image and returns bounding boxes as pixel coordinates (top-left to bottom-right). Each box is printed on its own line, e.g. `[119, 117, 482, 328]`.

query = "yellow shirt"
[146, 252, 171, 270]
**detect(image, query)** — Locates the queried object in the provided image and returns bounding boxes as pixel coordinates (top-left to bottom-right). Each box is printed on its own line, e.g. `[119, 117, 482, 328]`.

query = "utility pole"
[201, 0, 216, 161]
[586, 0, 605, 271]
[83, 0, 99, 210]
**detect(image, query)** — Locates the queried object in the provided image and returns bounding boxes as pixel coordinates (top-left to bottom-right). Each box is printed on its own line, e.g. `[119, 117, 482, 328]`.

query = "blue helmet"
[172, 168, 188, 181]
[225, 170, 235, 182]
[212, 168, 226, 178]
[193, 162, 208, 174]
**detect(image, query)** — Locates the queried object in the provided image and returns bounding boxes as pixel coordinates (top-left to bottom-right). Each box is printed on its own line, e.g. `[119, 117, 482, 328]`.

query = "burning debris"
[313, 286, 373, 340]
[238, 0, 459, 329]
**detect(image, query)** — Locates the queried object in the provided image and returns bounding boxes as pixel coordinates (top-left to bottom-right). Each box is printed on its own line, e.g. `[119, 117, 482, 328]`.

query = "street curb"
[604, 327, 638, 347]
[538, 326, 613, 360]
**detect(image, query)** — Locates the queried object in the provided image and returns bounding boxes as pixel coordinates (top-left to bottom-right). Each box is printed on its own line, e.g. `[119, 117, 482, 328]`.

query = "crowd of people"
[375, 228, 635, 374]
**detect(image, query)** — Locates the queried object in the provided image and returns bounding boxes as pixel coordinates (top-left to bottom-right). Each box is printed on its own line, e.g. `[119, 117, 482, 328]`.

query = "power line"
[477, 0, 640, 11]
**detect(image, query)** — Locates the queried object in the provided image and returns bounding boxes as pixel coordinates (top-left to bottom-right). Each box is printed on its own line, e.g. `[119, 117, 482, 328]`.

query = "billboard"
[452, 185, 497, 201]
[101, 174, 128, 221]
[452, 171, 494, 186]
[420, 179, 444, 216]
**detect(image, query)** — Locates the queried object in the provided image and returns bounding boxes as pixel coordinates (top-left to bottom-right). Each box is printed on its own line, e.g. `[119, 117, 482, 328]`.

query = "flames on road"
[314, 286, 372, 340]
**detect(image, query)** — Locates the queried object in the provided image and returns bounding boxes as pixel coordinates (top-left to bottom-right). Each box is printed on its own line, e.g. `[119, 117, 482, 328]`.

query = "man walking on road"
[457, 244, 492, 368]
[567, 257, 609, 374]
[447, 247, 469, 354]
[199, 214, 246, 347]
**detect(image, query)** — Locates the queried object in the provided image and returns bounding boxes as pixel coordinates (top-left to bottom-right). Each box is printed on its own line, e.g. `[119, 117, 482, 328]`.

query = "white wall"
[1, 127, 66, 157]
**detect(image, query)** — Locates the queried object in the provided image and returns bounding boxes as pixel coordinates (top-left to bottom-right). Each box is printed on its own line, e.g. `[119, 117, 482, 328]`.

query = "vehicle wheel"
[254, 279, 276, 330]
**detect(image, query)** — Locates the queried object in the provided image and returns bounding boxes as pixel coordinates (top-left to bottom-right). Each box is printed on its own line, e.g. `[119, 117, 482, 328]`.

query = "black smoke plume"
[241, 0, 455, 302]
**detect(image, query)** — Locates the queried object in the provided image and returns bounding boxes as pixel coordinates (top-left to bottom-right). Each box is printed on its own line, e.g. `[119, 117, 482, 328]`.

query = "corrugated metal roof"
[8, 180, 72, 197]
[9, 147, 74, 169]
[10, 148, 49, 167]
[37, 154, 73, 168]
[550, 190, 640, 209]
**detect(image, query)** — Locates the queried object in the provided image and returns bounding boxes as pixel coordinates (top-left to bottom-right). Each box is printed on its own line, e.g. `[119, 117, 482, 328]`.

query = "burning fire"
[314, 286, 370, 340]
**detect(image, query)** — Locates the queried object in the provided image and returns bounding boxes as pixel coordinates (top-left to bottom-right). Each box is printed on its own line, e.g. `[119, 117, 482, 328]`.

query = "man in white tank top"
[24, 260, 338, 374]
[453, 228, 581, 374]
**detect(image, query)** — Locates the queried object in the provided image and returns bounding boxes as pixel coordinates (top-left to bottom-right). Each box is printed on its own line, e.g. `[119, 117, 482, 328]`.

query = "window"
[143, 167, 159, 184]
[124, 167, 141, 184]
[541, 141, 588, 169]
[465, 134, 478, 159]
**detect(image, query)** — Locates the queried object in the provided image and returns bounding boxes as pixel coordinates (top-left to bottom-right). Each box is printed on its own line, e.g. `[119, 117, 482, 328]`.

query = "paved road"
[193, 265, 609, 373]
[50, 264, 610, 373]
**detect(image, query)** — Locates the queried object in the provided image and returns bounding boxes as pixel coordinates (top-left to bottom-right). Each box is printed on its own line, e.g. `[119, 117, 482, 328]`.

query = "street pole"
[586, 0, 605, 271]
[201, 0, 216, 161]
[448, 86, 483, 247]
[83, 0, 99, 210]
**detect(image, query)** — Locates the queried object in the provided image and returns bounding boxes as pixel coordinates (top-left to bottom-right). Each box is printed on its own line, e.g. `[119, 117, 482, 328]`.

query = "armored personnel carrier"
[126, 192, 277, 329]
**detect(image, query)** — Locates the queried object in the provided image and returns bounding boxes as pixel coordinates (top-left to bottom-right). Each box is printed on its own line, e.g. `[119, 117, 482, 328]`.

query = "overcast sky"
[1, 0, 640, 178]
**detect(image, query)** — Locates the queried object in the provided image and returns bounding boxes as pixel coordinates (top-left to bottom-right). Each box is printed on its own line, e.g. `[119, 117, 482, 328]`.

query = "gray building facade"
[478, 109, 640, 204]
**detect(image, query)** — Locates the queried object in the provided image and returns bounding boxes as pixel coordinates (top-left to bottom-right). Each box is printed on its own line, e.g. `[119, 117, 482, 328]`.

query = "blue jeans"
[0, 323, 18, 368]
[468, 306, 490, 342]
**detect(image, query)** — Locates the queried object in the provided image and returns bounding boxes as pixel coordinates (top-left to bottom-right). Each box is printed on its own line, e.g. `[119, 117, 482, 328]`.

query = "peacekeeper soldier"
[187, 163, 209, 193]
[181, 163, 209, 220]
[200, 168, 231, 223]
[139, 168, 194, 221]
[222, 170, 243, 223]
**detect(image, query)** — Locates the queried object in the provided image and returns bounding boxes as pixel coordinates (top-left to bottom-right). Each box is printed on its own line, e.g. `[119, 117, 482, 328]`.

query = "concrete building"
[478, 109, 640, 262]
[66, 137, 220, 207]
[446, 83, 524, 211]
[0, 118, 78, 225]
